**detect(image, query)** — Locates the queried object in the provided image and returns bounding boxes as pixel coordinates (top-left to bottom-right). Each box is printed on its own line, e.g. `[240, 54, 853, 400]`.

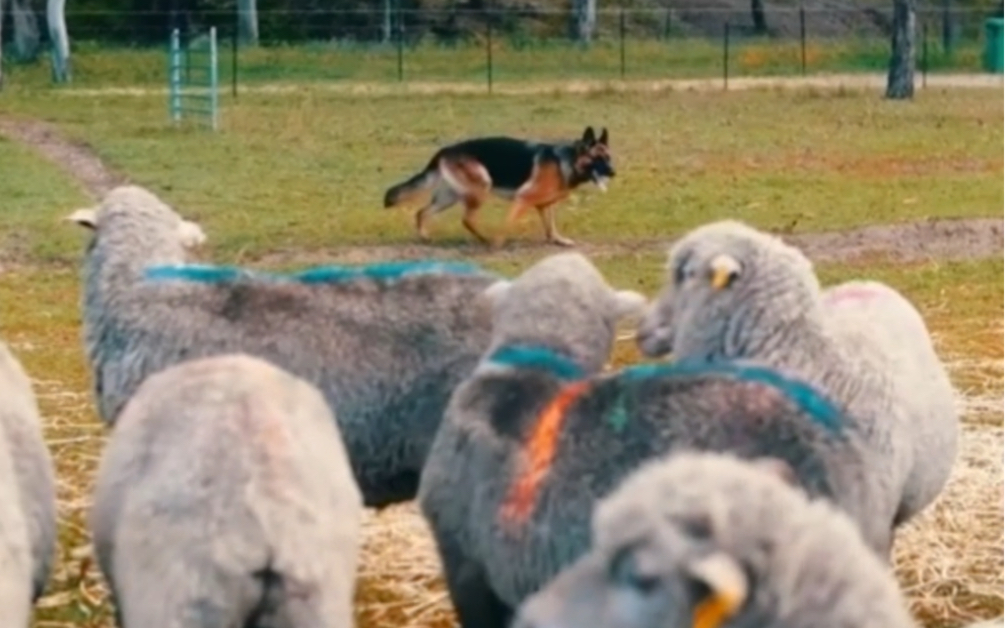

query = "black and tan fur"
[383, 127, 615, 248]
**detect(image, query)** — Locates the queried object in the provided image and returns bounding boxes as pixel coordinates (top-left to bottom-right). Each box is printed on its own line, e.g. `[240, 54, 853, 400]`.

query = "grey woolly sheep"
[66, 184, 498, 507]
[0, 341, 58, 606]
[0, 421, 32, 628]
[89, 353, 362, 628]
[635, 219, 958, 529]
[513, 451, 918, 628]
[416, 252, 889, 628]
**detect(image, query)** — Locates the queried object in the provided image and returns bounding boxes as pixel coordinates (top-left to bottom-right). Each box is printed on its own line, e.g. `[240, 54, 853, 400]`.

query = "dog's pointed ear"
[599, 127, 609, 146]
[582, 126, 596, 145]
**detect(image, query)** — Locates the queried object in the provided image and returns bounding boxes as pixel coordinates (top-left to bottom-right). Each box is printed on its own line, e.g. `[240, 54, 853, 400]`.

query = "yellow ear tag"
[693, 593, 735, 628]
[710, 267, 732, 290]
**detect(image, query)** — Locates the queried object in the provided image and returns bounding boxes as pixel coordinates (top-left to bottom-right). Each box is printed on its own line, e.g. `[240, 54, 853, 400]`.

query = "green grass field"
[0, 79, 1002, 627]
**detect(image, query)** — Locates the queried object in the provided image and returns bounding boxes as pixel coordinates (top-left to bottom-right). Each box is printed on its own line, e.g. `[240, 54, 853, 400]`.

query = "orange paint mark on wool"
[499, 380, 592, 529]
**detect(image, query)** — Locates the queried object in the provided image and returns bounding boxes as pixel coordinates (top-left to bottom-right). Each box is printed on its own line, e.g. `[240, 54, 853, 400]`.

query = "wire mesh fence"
[0, 5, 999, 89]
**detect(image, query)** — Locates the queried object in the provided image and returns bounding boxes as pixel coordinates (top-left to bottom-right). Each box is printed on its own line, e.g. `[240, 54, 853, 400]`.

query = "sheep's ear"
[613, 290, 648, 320]
[709, 254, 742, 290]
[177, 220, 207, 248]
[64, 208, 98, 230]
[686, 553, 749, 628]
[750, 457, 798, 487]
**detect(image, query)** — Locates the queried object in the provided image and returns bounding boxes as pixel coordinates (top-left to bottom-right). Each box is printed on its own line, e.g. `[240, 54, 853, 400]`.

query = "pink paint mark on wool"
[823, 284, 884, 306]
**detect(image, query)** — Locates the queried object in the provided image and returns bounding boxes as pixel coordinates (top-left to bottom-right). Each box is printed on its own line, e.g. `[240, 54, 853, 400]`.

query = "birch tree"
[10, 0, 39, 62]
[47, 0, 70, 83]
[571, 0, 596, 43]
[237, 0, 258, 46]
[885, 0, 916, 99]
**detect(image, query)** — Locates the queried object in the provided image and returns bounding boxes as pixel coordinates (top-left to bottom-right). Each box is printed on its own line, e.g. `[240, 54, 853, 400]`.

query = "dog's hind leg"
[415, 183, 461, 242]
[460, 196, 492, 245]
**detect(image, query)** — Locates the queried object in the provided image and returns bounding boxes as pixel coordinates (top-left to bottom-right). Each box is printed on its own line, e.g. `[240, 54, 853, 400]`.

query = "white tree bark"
[47, 0, 70, 83]
[10, 0, 40, 62]
[237, 0, 259, 46]
[382, 0, 392, 44]
[571, 0, 596, 43]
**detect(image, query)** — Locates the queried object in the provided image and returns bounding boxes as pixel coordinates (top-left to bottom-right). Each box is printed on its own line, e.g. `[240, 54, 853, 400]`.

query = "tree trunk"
[885, 0, 916, 99]
[10, 0, 40, 62]
[382, 0, 392, 43]
[751, 0, 768, 34]
[0, 0, 5, 89]
[237, 0, 258, 46]
[46, 0, 70, 83]
[570, 0, 596, 43]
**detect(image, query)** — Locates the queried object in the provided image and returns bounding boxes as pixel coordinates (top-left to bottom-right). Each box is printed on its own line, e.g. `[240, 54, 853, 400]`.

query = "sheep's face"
[514, 453, 799, 628]
[478, 252, 646, 371]
[636, 220, 816, 362]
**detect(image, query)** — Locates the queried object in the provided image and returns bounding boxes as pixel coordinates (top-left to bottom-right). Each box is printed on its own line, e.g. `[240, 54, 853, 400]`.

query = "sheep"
[0, 341, 58, 609]
[513, 451, 919, 628]
[635, 219, 959, 529]
[89, 353, 362, 628]
[0, 423, 32, 628]
[65, 184, 499, 508]
[416, 251, 890, 628]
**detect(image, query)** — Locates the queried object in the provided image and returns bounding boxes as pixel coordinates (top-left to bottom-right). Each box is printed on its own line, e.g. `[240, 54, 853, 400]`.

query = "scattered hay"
[20, 343, 1005, 628]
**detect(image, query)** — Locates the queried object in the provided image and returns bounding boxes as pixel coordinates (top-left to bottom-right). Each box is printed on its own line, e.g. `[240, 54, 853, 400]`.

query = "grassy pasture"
[0, 34, 986, 90]
[0, 82, 1001, 627]
[0, 88, 1000, 263]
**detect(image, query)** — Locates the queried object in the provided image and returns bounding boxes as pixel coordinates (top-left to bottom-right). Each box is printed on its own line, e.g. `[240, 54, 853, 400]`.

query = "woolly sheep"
[635, 219, 959, 529]
[417, 252, 889, 628]
[513, 451, 918, 628]
[65, 184, 498, 507]
[0, 341, 58, 607]
[89, 353, 362, 628]
[0, 422, 32, 628]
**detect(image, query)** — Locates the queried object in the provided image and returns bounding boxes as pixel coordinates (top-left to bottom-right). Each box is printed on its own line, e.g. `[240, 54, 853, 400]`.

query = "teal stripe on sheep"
[621, 359, 843, 433]
[488, 345, 586, 381]
[143, 260, 489, 284]
[485, 344, 843, 433]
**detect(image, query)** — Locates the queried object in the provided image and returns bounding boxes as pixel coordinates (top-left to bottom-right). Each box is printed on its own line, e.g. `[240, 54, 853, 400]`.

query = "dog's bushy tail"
[383, 159, 439, 208]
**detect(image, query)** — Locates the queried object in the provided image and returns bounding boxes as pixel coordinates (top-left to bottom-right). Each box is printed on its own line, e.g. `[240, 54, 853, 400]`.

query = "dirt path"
[1, 112, 1001, 266]
[53, 72, 1003, 98]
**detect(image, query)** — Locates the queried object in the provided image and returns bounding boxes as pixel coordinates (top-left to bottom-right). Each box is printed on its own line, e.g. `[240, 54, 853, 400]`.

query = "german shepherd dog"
[383, 126, 614, 248]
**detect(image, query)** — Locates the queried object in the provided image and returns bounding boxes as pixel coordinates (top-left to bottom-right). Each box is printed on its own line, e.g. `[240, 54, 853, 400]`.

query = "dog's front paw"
[549, 236, 576, 247]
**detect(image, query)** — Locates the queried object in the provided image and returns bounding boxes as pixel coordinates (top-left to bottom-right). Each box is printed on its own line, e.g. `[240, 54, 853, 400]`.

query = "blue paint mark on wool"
[143, 264, 254, 283]
[143, 259, 488, 285]
[292, 260, 485, 284]
[620, 359, 843, 433]
[488, 345, 585, 381]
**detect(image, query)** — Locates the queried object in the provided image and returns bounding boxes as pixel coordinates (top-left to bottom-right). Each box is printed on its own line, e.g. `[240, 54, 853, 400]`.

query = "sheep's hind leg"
[116, 561, 258, 628]
[435, 534, 512, 628]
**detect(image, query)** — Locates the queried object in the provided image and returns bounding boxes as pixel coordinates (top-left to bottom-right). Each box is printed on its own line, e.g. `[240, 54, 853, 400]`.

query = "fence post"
[722, 21, 730, 90]
[486, 21, 493, 93]
[396, 4, 405, 82]
[619, 8, 627, 79]
[921, 20, 928, 88]
[941, 0, 954, 57]
[799, 3, 807, 75]
[664, 8, 672, 40]
[169, 28, 182, 124]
